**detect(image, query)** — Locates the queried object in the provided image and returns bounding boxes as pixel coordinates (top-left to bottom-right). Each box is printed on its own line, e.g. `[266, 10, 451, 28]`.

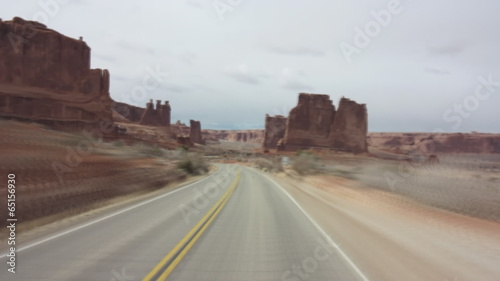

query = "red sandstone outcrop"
[283, 94, 335, 150]
[329, 97, 368, 153]
[263, 115, 287, 150]
[171, 120, 189, 136]
[112, 101, 145, 123]
[139, 99, 171, 127]
[0, 17, 112, 129]
[267, 93, 368, 153]
[177, 135, 193, 147]
[189, 120, 205, 145]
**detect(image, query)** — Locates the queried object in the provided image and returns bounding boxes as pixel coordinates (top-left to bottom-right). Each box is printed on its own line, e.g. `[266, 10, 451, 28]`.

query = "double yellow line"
[143, 171, 240, 281]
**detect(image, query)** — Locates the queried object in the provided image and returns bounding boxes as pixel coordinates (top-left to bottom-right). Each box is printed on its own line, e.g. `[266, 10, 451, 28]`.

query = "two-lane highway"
[0, 164, 367, 280]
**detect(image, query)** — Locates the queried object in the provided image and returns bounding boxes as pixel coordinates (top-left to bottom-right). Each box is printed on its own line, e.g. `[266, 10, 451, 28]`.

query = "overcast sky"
[3, 0, 500, 132]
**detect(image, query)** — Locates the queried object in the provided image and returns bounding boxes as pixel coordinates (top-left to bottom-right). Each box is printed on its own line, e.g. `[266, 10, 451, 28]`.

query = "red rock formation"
[263, 114, 287, 150]
[329, 97, 368, 153]
[282, 93, 336, 150]
[139, 99, 171, 127]
[276, 93, 368, 153]
[112, 101, 145, 123]
[189, 120, 205, 145]
[160, 101, 171, 126]
[177, 135, 193, 147]
[0, 17, 112, 129]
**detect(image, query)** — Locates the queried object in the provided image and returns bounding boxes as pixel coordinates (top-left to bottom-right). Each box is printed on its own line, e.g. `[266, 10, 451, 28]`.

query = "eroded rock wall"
[190, 120, 204, 144]
[270, 93, 368, 153]
[263, 115, 287, 150]
[283, 93, 336, 150]
[329, 97, 368, 153]
[112, 101, 145, 123]
[0, 17, 112, 129]
[139, 99, 171, 127]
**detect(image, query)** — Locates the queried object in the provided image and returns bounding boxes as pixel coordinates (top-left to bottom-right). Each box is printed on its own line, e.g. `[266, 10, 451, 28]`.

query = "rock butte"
[264, 93, 368, 153]
[263, 115, 287, 150]
[189, 120, 205, 145]
[0, 17, 112, 130]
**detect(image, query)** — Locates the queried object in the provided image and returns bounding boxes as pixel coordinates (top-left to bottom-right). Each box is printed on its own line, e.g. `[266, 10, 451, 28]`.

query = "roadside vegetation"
[176, 150, 209, 175]
[253, 157, 283, 172]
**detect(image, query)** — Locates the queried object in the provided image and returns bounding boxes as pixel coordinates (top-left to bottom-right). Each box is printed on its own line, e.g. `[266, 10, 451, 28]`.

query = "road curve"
[0, 164, 366, 280]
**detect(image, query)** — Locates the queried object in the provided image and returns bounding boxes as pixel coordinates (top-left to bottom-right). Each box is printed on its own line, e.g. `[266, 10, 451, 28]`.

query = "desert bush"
[112, 140, 125, 147]
[254, 158, 283, 172]
[135, 142, 165, 157]
[177, 152, 209, 175]
[178, 145, 189, 152]
[292, 153, 320, 175]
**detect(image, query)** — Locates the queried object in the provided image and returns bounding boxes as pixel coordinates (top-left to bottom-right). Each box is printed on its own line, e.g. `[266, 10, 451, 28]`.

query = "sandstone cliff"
[112, 101, 145, 123]
[283, 94, 335, 150]
[262, 115, 287, 150]
[265, 93, 368, 153]
[139, 99, 171, 127]
[0, 17, 112, 129]
[190, 120, 204, 145]
[329, 97, 368, 153]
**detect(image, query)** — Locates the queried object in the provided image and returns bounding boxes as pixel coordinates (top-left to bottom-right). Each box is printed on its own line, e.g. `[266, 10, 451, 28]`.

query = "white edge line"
[259, 170, 371, 281]
[0, 166, 228, 258]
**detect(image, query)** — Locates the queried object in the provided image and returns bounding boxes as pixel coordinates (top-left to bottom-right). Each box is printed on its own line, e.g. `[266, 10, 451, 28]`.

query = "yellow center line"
[143, 171, 241, 281]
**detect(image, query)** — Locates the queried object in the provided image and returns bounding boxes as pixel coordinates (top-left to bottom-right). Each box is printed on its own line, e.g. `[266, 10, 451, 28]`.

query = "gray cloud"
[279, 68, 313, 91]
[428, 42, 466, 56]
[178, 51, 198, 65]
[115, 40, 157, 55]
[225, 64, 260, 85]
[268, 46, 326, 57]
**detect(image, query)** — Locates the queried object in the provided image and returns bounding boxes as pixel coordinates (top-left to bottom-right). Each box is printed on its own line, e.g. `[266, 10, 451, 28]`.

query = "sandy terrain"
[272, 169, 500, 280]
[0, 120, 191, 232]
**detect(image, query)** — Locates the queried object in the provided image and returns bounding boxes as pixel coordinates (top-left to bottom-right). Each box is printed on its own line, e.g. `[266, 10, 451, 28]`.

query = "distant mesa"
[202, 129, 264, 143]
[369, 132, 500, 154]
[0, 17, 112, 130]
[264, 93, 368, 153]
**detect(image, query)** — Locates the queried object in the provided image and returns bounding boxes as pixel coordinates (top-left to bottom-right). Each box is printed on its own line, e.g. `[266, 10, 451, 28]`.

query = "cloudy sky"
[4, 0, 500, 132]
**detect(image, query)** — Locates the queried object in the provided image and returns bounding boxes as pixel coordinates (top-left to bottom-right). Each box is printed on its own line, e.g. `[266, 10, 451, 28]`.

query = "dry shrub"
[254, 158, 283, 172]
[292, 153, 320, 175]
[177, 152, 209, 175]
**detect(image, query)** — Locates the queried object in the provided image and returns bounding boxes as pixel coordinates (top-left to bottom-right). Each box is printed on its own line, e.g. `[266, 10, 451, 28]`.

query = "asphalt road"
[0, 164, 367, 281]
